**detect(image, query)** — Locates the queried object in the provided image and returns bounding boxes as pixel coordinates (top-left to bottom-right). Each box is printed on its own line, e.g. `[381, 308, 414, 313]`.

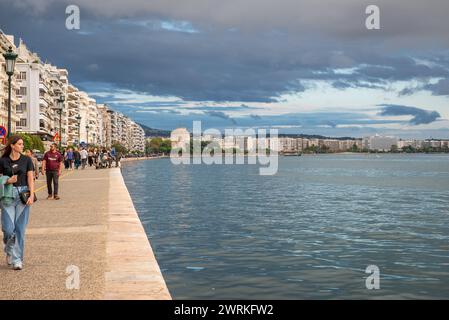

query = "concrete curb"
[103, 168, 171, 300]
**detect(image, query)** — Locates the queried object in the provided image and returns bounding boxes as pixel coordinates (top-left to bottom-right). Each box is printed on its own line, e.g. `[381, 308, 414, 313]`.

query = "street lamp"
[56, 95, 65, 149]
[86, 124, 89, 145]
[76, 114, 81, 145]
[2, 46, 18, 138]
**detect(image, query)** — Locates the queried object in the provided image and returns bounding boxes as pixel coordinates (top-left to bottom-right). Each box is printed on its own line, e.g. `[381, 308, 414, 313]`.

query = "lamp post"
[56, 95, 65, 150]
[76, 114, 81, 145]
[86, 124, 89, 146]
[2, 46, 18, 138]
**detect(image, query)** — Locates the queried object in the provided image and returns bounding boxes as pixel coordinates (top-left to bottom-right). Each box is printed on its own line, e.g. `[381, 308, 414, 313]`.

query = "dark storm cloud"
[424, 78, 449, 96]
[1, 0, 449, 103]
[204, 111, 237, 125]
[249, 114, 261, 120]
[186, 105, 260, 112]
[378, 104, 441, 125]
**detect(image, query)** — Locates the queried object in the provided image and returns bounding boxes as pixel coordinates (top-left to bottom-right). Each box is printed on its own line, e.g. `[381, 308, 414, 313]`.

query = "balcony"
[39, 81, 49, 93]
[39, 98, 49, 109]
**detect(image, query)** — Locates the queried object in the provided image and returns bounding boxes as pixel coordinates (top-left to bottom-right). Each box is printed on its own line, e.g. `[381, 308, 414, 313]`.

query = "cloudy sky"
[1, 0, 449, 138]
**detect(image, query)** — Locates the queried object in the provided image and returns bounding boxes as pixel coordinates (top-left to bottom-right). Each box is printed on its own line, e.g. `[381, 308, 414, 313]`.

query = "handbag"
[18, 188, 38, 205]
[8, 157, 38, 205]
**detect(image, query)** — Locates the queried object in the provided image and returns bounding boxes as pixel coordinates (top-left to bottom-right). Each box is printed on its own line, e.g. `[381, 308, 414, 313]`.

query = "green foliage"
[146, 138, 172, 154]
[112, 142, 128, 155]
[304, 144, 330, 153]
[390, 144, 399, 153]
[16, 133, 44, 152]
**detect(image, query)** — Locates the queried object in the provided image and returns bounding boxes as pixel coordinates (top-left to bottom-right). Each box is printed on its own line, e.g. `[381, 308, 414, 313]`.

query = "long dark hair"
[1, 135, 23, 158]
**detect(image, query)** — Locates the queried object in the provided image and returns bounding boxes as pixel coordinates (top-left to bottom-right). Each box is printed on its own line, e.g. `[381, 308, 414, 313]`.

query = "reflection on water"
[122, 154, 449, 299]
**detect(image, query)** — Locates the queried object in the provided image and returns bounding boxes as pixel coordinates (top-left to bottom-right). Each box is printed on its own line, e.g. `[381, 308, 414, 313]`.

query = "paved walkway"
[0, 165, 171, 300]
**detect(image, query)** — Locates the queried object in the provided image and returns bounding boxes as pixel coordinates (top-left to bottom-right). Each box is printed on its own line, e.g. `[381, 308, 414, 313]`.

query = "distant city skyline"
[2, 0, 449, 138]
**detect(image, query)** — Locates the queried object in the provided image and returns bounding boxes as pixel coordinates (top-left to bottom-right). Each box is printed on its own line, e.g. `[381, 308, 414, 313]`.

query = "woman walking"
[63, 148, 69, 170]
[0, 135, 35, 270]
[88, 148, 94, 167]
[66, 148, 74, 170]
[73, 148, 81, 170]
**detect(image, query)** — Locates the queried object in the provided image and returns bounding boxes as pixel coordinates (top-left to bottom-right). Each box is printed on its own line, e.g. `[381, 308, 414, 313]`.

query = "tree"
[112, 142, 128, 155]
[160, 139, 172, 154]
[145, 138, 162, 153]
[16, 133, 44, 152]
[390, 144, 399, 153]
[146, 137, 171, 154]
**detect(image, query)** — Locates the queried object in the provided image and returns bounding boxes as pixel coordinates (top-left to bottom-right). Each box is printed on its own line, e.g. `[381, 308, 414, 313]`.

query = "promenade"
[0, 165, 171, 300]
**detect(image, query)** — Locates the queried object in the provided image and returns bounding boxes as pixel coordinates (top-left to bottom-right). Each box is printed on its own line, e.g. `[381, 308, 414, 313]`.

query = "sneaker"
[54, 195, 60, 200]
[12, 261, 22, 270]
[47, 195, 53, 200]
[5, 255, 12, 266]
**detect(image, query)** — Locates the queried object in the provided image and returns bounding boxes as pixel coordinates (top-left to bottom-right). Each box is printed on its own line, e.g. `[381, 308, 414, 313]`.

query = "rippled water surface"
[122, 154, 449, 299]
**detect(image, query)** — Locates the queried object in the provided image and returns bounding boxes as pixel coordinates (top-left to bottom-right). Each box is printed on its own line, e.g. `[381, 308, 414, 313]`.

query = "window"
[16, 103, 27, 113]
[39, 119, 45, 129]
[19, 87, 27, 96]
[16, 118, 27, 127]
[17, 72, 26, 80]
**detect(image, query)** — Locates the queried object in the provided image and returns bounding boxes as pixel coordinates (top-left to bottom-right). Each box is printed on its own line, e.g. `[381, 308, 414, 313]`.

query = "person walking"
[63, 148, 69, 170]
[93, 148, 99, 167]
[41, 143, 63, 200]
[88, 149, 94, 167]
[107, 149, 113, 168]
[80, 148, 88, 169]
[25, 149, 39, 180]
[73, 148, 81, 170]
[66, 148, 74, 170]
[115, 152, 122, 168]
[0, 135, 35, 270]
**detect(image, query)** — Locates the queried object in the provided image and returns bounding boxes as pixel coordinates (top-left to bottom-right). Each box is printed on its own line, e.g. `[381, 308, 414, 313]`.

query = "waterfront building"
[0, 33, 145, 152]
[14, 39, 68, 147]
[0, 32, 19, 135]
[322, 139, 340, 152]
[130, 120, 145, 152]
[279, 137, 299, 153]
[363, 135, 398, 151]
[171, 128, 190, 150]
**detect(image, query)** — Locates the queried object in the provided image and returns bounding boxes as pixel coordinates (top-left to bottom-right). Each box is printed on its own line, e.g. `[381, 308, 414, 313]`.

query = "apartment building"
[0, 32, 19, 135]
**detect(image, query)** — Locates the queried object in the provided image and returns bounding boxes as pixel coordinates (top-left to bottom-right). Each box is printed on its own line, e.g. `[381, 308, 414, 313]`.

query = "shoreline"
[121, 156, 169, 163]
[104, 168, 172, 299]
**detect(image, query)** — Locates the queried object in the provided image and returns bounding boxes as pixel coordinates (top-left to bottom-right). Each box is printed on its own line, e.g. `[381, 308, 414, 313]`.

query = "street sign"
[0, 126, 7, 137]
[0, 126, 7, 145]
[53, 132, 60, 142]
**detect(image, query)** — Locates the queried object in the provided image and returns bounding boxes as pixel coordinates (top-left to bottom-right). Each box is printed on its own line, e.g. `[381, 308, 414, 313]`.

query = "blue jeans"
[1, 186, 31, 265]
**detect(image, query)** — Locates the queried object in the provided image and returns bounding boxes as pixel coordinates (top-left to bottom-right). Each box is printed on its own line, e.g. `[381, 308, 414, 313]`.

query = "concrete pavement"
[0, 165, 171, 300]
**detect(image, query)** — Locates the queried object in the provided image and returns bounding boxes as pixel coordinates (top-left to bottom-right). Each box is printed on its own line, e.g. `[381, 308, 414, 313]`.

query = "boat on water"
[281, 152, 302, 156]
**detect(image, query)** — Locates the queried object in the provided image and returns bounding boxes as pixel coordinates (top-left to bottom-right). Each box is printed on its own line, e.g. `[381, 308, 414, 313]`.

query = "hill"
[138, 123, 171, 137]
